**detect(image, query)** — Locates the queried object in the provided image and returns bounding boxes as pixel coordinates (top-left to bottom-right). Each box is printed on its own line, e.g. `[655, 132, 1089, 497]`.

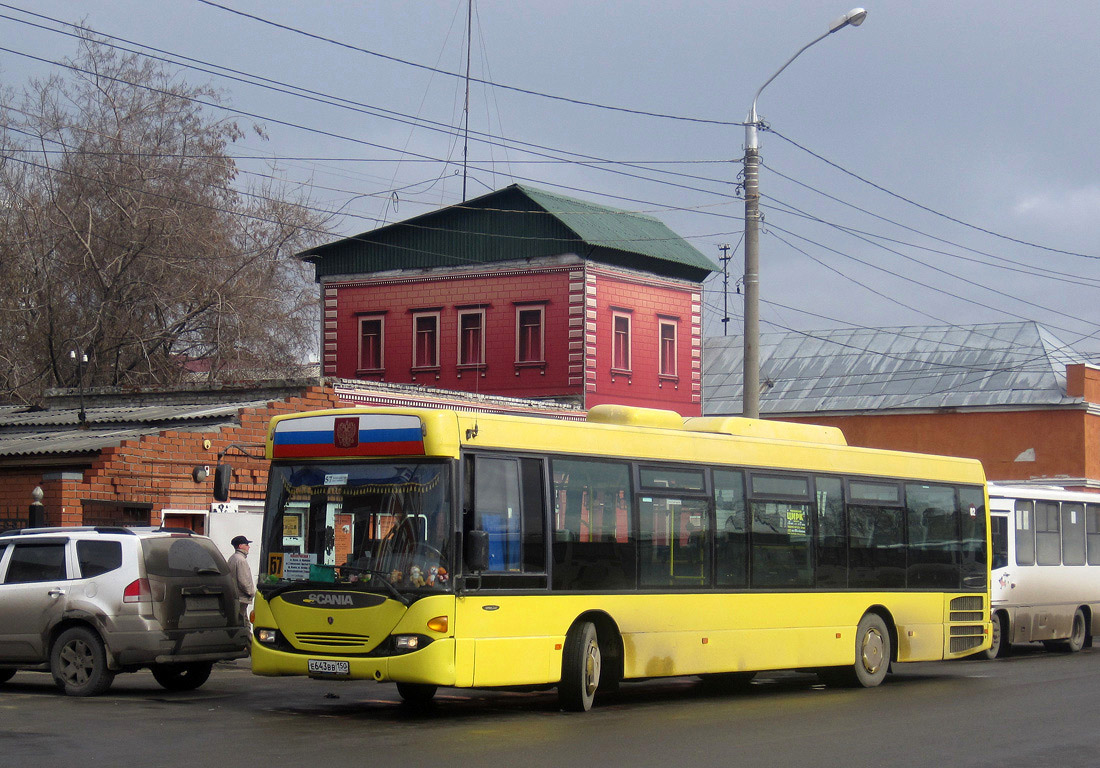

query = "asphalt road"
[2, 645, 1097, 768]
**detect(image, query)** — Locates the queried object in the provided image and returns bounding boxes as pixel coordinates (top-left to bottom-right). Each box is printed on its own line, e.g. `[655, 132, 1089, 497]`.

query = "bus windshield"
[261, 460, 452, 595]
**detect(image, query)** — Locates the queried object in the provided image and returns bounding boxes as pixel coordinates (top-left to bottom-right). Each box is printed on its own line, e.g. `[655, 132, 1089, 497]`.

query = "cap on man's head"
[231, 535, 252, 548]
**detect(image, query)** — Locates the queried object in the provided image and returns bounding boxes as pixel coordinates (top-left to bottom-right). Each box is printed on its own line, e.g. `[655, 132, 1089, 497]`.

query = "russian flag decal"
[273, 413, 425, 458]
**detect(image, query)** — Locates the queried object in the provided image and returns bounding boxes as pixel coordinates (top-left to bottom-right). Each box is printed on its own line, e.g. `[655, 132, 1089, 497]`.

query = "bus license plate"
[308, 659, 349, 677]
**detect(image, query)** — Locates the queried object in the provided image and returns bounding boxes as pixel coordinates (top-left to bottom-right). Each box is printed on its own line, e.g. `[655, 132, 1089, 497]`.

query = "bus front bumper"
[250, 636, 457, 686]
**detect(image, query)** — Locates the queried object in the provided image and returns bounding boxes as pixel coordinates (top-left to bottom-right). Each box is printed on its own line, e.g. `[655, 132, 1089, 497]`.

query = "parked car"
[0, 526, 250, 696]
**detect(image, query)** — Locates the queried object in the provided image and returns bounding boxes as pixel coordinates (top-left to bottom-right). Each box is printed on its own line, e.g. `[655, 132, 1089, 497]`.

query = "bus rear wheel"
[853, 614, 890, 687]
[1051, 609, 1087, 653]
[819, 614, 891, 688]
[559, 621, 601, 712]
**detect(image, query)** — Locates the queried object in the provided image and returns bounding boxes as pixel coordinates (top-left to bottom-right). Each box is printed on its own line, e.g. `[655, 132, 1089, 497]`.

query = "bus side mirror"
[465, 529, 489, 573]
[213, 464, 232, 502]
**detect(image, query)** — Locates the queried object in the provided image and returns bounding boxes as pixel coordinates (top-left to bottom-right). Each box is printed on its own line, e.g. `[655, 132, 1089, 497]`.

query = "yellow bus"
[234, 404, 990, 711]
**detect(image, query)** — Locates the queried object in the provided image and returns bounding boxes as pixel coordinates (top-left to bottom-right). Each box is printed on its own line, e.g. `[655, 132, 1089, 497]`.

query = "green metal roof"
[301, 184, 719, 281]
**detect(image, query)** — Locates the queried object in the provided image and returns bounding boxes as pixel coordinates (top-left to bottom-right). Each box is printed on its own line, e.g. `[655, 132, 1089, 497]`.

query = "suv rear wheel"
[51, 626, 115, 697]
[151, 662, 214, 691]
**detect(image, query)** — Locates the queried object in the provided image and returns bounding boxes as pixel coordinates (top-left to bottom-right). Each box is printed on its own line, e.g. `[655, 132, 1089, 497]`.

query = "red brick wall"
[782, 409, 1092, 484]
[0, 385, 341, 528]
[584, 267, 702, 416]
[330, 267, 578, 399]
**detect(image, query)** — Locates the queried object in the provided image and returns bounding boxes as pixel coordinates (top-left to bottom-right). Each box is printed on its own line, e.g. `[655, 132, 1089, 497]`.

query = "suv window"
[142, 537, 226, 577]
[77, 540, 123, 577]
[5, 542, 68, 583]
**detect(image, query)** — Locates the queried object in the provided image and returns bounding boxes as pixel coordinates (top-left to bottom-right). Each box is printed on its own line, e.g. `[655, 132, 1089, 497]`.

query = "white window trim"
[612, 311, 632, 372]
[358, 315, 385, 371]
[515, 305, 545, 363]
[457, 308, 486, 367]
[412, 311, 440, 368]
[659, 318, 678, 377]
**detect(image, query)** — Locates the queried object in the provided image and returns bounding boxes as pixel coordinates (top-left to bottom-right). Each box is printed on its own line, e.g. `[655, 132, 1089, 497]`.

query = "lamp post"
[69, 348, 88, 427]
[742, 7, 867, 419]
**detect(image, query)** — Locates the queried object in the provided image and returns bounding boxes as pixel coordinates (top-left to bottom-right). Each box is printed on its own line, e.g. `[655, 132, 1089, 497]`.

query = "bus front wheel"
[983, 612, 1008, 659]
[559, 621, 601, 712]
[396, 682, 437, 706]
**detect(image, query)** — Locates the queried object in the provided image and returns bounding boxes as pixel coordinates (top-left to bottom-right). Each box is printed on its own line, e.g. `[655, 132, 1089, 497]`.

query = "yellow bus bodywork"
[254, 406, 991, 687]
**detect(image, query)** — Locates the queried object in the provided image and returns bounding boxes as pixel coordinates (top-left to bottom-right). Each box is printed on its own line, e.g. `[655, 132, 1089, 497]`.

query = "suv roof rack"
[1, 525, 197, 537]
[1, 526, 138, 536]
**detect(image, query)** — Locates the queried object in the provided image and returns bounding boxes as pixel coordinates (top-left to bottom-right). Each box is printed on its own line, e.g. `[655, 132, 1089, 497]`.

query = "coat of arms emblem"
[333, 417, 359, 449]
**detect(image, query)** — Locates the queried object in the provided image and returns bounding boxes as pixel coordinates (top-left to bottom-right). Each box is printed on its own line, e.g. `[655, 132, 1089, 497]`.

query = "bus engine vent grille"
[950, 596, 983, 611]
[949, 596, 986, 624]
[948, 625, 985, 653]
[294, 631, 370, 648]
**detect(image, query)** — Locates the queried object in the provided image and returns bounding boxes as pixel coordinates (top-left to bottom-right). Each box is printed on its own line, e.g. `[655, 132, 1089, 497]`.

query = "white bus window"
[990, 515, 1008, 570]
[1015, 500, 1035, 565]
[1087, 504, 1100, 566]
[1035, 501, 1061, 566]
[1061, 502, 1086, 566]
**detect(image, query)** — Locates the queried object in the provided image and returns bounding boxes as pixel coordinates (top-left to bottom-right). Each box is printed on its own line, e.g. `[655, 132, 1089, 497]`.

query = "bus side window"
[1087, 504, 1100, 566]
[814, 476, 846, 588]
[990, 515, 1009, 570]
[550, 459, 634, 591]
[958, 486, 986, 587]
[1061, 502, 1086, 566]
[1015, 500, 1035, 565]
[1035, 501, 1061, 566]
[714, 470, 747, 588]
[468, 456, 546, 578]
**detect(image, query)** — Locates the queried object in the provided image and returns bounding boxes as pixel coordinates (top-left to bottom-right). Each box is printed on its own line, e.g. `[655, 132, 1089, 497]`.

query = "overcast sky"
[4, 1, 1099, 357]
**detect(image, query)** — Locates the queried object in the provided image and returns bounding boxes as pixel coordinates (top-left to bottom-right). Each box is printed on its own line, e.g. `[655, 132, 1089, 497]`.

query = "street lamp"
[741, 7, 867, 419]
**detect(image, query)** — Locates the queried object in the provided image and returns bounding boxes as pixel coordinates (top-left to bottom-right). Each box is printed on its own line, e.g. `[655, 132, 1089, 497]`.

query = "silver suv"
[0, 526, 250, 696]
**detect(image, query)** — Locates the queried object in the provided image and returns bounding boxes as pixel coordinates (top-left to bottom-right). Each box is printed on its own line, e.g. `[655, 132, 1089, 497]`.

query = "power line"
[763, 200, 1100, 333]
[0, 7, 740, 197]
[761, 159, 1100, 288]
[770, 127, 1099, 261]
[192, 0, 745, 127]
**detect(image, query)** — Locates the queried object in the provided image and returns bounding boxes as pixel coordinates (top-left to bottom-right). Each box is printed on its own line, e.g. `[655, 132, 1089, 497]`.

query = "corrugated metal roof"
[0, 401, 272, 429]
[703, 321, 1090, 415]
[0, 426, 166, 458]
[300, 184, 718, 280]
[513, 185, 719, 273]
[0, 398, 272, 458]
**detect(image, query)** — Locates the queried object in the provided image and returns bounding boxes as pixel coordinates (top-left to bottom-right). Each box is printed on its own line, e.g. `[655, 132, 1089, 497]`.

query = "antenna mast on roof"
[462, 0, 472, 200]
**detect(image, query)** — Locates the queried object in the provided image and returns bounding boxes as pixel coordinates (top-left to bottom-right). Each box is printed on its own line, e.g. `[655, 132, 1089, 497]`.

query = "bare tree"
[0, 34, 330, 403]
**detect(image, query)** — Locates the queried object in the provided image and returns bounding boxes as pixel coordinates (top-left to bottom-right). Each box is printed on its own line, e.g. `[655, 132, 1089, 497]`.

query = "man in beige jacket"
[228, 535, 256, 624]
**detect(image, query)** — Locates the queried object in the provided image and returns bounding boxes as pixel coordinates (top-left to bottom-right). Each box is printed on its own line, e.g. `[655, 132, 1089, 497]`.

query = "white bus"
[985, 483, 1100, 658]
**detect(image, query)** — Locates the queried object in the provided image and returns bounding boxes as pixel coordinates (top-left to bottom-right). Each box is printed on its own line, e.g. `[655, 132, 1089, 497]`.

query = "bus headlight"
[393, 635, 420, 652]
[256, 628, 279, 645]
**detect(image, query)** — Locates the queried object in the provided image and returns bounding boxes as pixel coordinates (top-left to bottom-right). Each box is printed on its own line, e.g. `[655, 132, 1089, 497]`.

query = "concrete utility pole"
[742, 7, 867, 419]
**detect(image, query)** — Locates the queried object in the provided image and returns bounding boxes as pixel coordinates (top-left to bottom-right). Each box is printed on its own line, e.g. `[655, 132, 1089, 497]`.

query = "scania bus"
[984, 483, 1100, 657]
[228, 404, 990, 711]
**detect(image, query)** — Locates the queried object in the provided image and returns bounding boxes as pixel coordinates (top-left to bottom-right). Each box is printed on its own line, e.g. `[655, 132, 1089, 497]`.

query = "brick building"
[0, 378, 582, 568]
[302, 184, 718, 415]
[704, 322, 1100, 490]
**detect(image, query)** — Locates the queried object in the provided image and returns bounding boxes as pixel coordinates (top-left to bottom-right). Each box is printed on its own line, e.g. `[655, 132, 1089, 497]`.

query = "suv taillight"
[123, 578, 152, 603]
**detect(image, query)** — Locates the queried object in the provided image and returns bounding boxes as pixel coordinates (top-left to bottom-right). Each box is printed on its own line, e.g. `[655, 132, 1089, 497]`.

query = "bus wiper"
[337, 564, 410, 606]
